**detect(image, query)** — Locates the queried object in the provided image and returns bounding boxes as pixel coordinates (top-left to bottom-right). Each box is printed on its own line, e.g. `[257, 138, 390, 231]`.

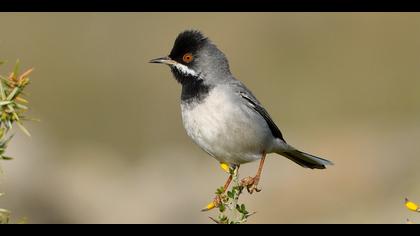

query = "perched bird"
[150, 30, 333, 210]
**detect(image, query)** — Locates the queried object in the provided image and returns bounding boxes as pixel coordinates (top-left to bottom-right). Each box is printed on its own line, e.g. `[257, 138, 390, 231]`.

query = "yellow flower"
[405, 198, 419, 212]
[220, 162, 230, 173]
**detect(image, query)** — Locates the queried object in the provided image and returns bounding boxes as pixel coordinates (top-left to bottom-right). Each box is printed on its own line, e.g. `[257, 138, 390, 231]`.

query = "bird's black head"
[168, 30, 208, 66]
[150, 30, 232, 85]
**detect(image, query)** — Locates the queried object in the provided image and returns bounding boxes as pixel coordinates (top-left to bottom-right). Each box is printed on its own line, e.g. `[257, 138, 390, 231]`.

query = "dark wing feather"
[231, 80, 286, 143]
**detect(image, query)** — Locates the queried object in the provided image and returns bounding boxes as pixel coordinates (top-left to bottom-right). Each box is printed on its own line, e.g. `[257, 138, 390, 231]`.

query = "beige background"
[0, 13, 419, 223]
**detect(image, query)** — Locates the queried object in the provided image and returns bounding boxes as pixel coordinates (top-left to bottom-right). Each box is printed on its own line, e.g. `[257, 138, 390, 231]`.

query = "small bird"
[150, 30, 333, 210]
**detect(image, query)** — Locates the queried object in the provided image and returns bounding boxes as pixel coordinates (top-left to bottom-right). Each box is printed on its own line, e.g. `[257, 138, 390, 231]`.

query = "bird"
[150, 30, 333, 211]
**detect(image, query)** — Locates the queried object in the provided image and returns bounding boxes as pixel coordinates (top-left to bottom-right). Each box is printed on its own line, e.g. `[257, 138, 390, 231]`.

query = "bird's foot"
[240, 176, 261, 194]
[201, 195, 222, 212]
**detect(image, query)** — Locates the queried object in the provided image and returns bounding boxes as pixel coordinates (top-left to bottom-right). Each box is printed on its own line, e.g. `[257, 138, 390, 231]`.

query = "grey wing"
[231, 80, 286, 143]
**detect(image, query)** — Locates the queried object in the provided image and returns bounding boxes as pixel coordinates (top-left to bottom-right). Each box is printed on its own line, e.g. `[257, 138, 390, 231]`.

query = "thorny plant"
[209, 167, 256, 224]
[209, 172, 420, 224]
[0, 60, 34, 224]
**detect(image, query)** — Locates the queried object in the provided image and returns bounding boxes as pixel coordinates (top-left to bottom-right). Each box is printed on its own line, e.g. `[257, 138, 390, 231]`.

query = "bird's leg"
[240, 152, 266, 194]
[202, 163, 237, 211]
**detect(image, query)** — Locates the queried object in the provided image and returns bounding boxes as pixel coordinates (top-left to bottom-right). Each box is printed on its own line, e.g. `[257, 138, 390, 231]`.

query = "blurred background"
[0, 13, 419, 223]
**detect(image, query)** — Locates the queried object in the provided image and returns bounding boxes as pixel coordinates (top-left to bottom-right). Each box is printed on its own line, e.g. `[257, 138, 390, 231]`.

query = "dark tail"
[281, 148, 333, 169]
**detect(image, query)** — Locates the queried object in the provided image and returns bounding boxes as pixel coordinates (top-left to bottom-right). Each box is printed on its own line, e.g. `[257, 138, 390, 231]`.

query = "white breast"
[181, 85, 276, 165]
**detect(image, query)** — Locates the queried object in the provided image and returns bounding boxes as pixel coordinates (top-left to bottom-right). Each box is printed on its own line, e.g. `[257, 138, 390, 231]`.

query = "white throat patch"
[172, 63, 198, 77]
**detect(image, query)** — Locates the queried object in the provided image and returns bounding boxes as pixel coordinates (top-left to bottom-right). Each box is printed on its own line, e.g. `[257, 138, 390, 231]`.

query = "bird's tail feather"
[280, 148, 333, 169]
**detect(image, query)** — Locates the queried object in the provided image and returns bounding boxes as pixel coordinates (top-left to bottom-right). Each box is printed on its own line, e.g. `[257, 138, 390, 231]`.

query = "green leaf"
[233, 185, 244, 193]
[227, 191, 234, 199]
[17, 217, 28, 224]
[0, 80, 6, 100]
[0, 128, 5, 139]
[13, 59, 20, 76]
[1, 156, 13, 160]
[0, 208, 10, 224]
[0, 208, 10, 214]
[215, 186, 225, 195]
[241, 204, 246, 212]
[17, 122, 31, 137]
[15, 103, 28, 110]
[219, 204, 225, 213]
[218, 215, 228, 224]
[7, 103, 16, 113]
[0, 134, 14, 147]
[0, 101, 12, 106]
[6, 87, 20, 101]
[5, 120, 12, 129]
[20, 117, 40, 122]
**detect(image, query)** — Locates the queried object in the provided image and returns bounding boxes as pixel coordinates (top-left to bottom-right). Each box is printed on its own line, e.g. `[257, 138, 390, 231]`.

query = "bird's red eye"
[182, 53, 193, 63]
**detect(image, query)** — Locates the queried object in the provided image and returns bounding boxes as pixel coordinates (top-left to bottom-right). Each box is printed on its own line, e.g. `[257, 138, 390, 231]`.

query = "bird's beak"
[149, 56, 176, 65]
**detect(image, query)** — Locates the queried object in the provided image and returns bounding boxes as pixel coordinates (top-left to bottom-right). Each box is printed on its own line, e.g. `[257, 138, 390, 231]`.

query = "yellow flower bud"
[220, 162, 230, 173]
[405, 198, 419, 212]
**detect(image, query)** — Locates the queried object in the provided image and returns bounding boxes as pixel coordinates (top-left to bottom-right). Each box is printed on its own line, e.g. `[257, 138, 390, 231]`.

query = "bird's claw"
[240, 176, 261, 194]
